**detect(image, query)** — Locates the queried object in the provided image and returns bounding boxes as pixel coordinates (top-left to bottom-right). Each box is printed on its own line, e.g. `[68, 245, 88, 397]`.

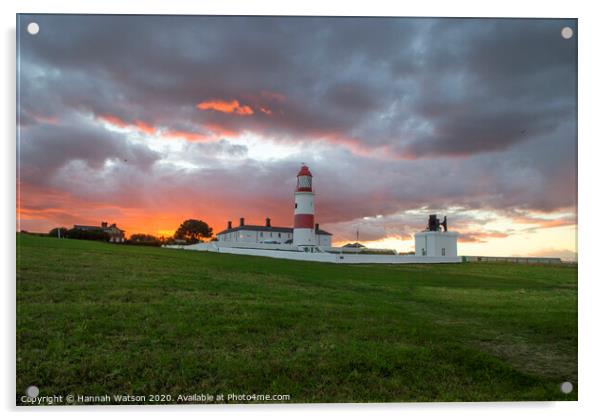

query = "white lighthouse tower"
[293, 164, 316, 249]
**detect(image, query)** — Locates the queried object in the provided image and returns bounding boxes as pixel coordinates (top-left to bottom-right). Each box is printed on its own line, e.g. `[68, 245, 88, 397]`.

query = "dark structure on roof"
[426, 214, 448, 232]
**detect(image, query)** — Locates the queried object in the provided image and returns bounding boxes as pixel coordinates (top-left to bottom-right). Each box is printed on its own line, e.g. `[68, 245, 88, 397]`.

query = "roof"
[343, 242, 366, 248]
[74, 225, 102, 230]
[216, 224, 332, 236]
[73, 224, 125, 233]
[297, 165, 312, 177]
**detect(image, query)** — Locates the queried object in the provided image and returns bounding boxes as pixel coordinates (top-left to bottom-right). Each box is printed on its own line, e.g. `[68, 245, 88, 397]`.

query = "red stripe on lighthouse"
[294, 214, 314, 229]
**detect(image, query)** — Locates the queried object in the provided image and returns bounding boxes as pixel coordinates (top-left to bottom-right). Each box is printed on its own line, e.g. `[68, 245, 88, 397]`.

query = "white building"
[216, 165, 333, 249]
[213, 167, 459, 260]
[414, 215, 459, 257]
[171, 168, 461, 263]
[216, 217, 332, 247]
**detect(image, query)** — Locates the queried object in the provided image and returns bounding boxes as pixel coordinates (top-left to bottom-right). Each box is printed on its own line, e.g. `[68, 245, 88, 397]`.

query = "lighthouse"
[293, 165, 316, 248]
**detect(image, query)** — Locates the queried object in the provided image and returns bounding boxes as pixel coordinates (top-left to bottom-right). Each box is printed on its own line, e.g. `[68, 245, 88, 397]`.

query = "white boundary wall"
[178, 241, 298, 251]
[164, 243, 461, 264]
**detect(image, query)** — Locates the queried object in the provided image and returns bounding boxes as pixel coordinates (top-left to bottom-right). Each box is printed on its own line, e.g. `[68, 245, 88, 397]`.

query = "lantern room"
[296, 165, 313, 192]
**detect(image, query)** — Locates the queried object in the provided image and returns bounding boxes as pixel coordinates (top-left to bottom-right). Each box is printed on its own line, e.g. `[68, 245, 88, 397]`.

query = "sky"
[16, 15, 577, 260]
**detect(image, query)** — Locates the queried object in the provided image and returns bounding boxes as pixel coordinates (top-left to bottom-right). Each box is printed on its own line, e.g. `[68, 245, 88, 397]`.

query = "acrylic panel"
[16, 14, 577, 405]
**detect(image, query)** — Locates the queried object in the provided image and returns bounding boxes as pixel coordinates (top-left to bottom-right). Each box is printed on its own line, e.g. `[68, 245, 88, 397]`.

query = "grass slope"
[16, 234, 577, 403]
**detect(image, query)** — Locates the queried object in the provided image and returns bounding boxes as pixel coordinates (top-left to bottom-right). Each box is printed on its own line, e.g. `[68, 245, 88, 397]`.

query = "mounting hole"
[27, 22, 40, 35]
[560, 381, 573, 394]
[561, 27, 573, 39]
[26, 385, 39, 398]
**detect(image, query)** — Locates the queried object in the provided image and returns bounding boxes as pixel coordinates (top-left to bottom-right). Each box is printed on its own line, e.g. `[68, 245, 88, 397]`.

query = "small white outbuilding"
[414, 230, 459, 258]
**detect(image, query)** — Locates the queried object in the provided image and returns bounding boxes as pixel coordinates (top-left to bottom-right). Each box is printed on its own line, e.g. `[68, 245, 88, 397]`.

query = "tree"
[129, 233, 161, 247]
[49, 227, 68, 238]
[130, 233, 158, 242]
[174, 219, 213, 243]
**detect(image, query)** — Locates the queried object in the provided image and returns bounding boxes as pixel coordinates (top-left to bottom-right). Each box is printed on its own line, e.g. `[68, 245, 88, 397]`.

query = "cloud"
[458, 231, 509, 243]
[19, 113, 162, 186]
[511, 214, 576, 230]
[16, 15, 577, 249]
[197, 99, 254, 116]
[161, 129, 211, 143]
[98, 114, 157, 135]
[18, 16, 576, 161]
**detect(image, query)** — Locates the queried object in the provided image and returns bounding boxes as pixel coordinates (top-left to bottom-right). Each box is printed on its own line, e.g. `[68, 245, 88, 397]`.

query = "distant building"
[343, 242, 366, 248]
[216, 217, 332, 247]
[73, 221, 125, 243]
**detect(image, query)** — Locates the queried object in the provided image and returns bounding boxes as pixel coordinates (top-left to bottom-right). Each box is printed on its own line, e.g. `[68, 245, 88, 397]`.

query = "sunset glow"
[17, 16, 577, 260]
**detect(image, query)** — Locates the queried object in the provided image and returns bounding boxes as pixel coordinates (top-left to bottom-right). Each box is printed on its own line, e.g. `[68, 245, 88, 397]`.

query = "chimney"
[265, 217, 271, 227]
[315, 223, 319, 232]
[239, 217, 245, 226]
[227, 221, 232, 229]
[101, 221, 108, 228]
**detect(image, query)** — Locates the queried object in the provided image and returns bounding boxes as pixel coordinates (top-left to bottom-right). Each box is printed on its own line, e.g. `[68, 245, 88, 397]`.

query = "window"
[260, 232, 263, 237]
[295, 203, 298, 209]
[422, 248, 426, 256]
[298, 175, 312, 188]
[442, 248, 446, 256]
[278, 233, 281, 238]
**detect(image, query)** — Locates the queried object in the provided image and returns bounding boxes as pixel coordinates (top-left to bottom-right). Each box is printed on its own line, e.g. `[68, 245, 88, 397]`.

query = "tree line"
[47, 219, 214, 246]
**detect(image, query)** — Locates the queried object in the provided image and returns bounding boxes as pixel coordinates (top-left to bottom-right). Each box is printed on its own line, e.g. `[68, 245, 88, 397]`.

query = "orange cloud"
[511, 215, 576, 229]
[99, 114, 129, 129]
[134, 120, 156, 135]
[98, 114, 217, 143]
[203, 123, 239, 138]
[99, 114, 157, 135]
[162, 129, 211, 143]
[458, 231, 510, 243]
[196, 99, 254, 116]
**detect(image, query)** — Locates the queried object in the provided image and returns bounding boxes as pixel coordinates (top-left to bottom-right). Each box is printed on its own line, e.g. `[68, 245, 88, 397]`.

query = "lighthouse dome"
[297, 165, 312, 177]
[296, 165, 313, 192]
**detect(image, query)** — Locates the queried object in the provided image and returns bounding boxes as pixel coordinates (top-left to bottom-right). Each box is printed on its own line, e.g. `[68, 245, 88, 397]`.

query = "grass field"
[16, 234, 578, 404]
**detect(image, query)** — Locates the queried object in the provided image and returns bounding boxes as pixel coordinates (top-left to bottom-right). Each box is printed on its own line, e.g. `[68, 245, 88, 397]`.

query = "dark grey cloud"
[18, 16, 576, 152]
[17, 14, 577, 233]
[18, 114, 161, 184]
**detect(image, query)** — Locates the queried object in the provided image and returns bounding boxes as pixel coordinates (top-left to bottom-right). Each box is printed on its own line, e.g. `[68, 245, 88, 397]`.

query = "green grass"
[16, 234, 577, 404]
